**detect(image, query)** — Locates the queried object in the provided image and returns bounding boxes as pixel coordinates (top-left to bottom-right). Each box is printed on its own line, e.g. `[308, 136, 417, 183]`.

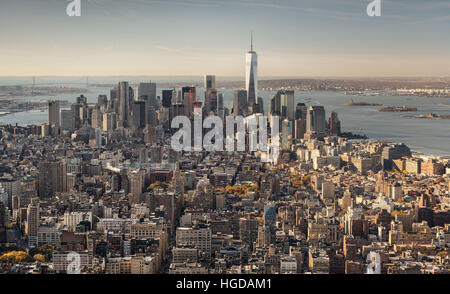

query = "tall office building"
[103, 112, 117, 132]
[132, 101, 146, 128]
[217, 93, 224, 119]
[118, 81, 131, 127]
[204, 75, 215, 90]
[270, 91, 282, 116]
[182, 86, 196, 117]
[76, 95, 88, 105]
[281, 90, 295, 120]
[48, 100, 60, 128]
[91, 105, 102, 129]
[38, 160, 66, 198]
[262, 204, 277, 246]
[204, 75, 217, 114]
[0, 178, 20, 210]
[255, 97, 264, 114]
[264, 204, 277, 225]
[270, 90, 294, 120]
[0, 202, 5, 229]
[294, 118, 306, 140]
[110, 87, 119, 112]
[147, 107, 157, 127]
[71, 104, 81, 129]
[205, 88, 218, 114]
[170, 103, 185, 124]
[295, 103, 307, 120]
[162, 90, 174, 108]
[98, 95, 108, 110]
[328, 111, 341, 136]
[245, 34, 258, 108]
[281, 119, 293, 150]
[60, 109, 75, 132]
[232, 90, 248, 117]
[79, 104, 88, 124]
[138, 82, 157, 105]
[139, 83, 157, 126]
[26, 198, 39, 247]
[306, 106, 326, 134]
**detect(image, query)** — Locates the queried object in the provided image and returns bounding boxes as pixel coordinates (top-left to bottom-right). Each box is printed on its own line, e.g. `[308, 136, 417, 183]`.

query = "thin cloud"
[153, 45, 184, 53]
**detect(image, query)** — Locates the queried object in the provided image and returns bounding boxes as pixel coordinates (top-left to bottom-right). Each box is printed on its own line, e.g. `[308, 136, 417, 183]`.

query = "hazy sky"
[1, 0, 449, 77]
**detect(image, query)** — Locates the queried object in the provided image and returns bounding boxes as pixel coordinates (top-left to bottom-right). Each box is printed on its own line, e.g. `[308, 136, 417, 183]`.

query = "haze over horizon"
[1, 0, 449, 77]
[2, 75, 450, 80]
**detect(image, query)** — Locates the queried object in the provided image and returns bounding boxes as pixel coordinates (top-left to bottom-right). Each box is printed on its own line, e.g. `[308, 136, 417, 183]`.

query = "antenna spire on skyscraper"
[251, 31, 253, 51]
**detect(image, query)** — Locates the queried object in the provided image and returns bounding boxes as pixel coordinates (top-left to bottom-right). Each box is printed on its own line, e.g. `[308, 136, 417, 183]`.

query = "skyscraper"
[98, 95, 108, 110]
[281, 90, 295, 120]
[118, 81, 131, 127]
[204, 75, 217, 114]
[232, 90, 248, 117]
[328, 111, 341, 136]
[91, 105, 102, 129]
[271, 90, 295, 120]
[245, 33, 258, 109]
[162, 90, 174, 108]
[306, 106, 326, 134]
[294, 118, 306, 140]
[38, 160, 65, 198]
[205, 88, 218, 114]
[295, 103, 307, 120]
[182, 86, 196, 117]
[0, 202, 5, 233]
[217, 93, 224, 119]
[26, 198, 39, 247]
[262, 204, 277, 246]
[48, 100, 60, 128]
[132, 101, 146, 128]
[138, 82, 157, 108]
[270, 91, 282, 116]
[102, 112, 117, 132]
[281, 119, 293, 150]
[71, 103, 81, 129]
[204, 75, 215, 90]
[60, 109, 75, 132]
[170, 103, 185, 124]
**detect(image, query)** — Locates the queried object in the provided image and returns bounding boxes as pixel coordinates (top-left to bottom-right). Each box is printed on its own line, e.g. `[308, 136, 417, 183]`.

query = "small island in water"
[344, 99, 382, 107]
[416, 113, 450, 120]
[378, 106, 418, 112]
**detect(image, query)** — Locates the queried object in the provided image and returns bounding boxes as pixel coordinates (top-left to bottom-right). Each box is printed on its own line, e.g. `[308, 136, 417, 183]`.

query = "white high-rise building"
[245, 33, 258, 108]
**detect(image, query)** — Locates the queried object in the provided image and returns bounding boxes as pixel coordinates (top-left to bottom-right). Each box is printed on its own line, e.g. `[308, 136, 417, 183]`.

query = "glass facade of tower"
[245, 51, 258, 107]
